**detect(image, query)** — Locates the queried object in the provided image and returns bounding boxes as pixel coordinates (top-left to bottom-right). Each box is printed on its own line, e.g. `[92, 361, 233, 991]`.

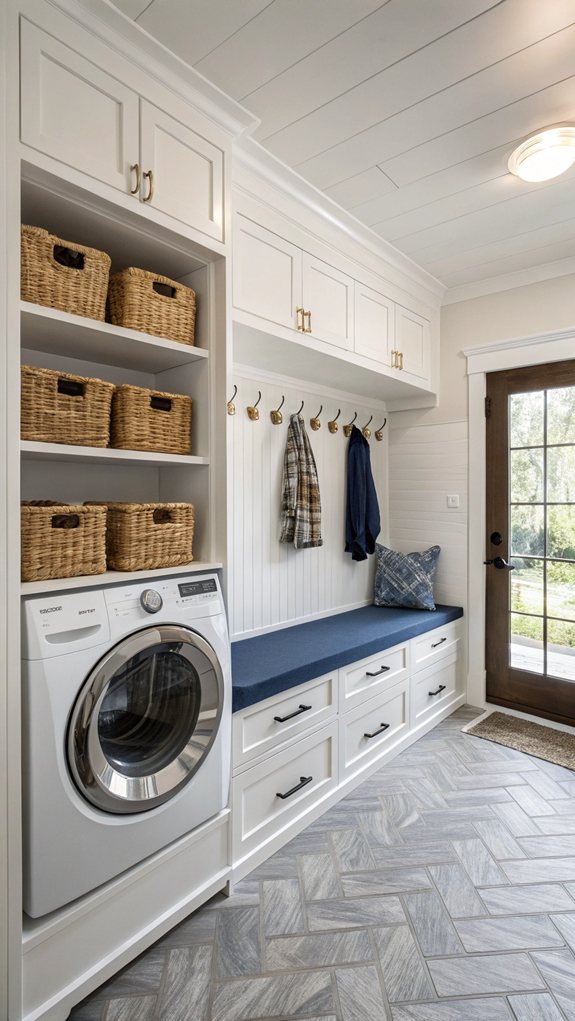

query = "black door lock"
[484, 556, 515, 570]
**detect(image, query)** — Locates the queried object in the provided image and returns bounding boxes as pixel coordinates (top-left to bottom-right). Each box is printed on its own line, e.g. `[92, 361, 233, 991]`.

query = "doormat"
[466, 711, 575, 771]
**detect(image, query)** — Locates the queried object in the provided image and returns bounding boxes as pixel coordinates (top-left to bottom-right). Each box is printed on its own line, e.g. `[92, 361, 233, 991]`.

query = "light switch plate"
[447, 494, 460, 508]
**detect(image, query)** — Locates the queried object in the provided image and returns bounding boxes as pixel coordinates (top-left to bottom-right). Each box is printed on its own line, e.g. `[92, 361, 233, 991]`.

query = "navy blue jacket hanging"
[345, 424, 381, 562]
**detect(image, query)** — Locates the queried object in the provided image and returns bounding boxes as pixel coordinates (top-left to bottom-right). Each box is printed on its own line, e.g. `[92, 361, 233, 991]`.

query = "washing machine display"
[68, 625, 224, 814]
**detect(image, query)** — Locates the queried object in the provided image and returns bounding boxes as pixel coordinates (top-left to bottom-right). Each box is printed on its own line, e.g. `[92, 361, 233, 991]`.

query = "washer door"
[68, 625, 224, 814]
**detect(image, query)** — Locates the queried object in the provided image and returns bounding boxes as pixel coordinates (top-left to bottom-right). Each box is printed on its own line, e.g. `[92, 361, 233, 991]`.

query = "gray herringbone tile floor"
[69, 706, 575, 1020]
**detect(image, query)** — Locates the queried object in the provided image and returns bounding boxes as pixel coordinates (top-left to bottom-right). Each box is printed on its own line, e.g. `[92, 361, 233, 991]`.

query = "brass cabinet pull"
[391, 350, 397, 368]
[143, 169, 154, 202]
[304, 310, 312, 333]
[399, 351, 404, 370]
[296, 307, 305, 331]
[129, 163, 140, 195]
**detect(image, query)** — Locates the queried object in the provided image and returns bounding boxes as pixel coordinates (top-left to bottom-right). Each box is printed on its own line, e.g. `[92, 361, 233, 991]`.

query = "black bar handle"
[366, 666, 391, 678]
[276, 775, 313, 800]
[364, 722, 390, 739]
[274, 703, 311, 723]
[428, 684, 446, 697]
[431, 637, 447, 648]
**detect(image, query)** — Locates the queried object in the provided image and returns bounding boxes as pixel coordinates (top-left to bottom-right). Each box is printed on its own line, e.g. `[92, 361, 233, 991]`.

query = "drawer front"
[232, 723, 338, 858]
[233, 672, 337, 769]
[412, 652, 460, 728]
[413, 621, 462, 670]
[339, 644, 408, 712]
[341, 681, 409, 781]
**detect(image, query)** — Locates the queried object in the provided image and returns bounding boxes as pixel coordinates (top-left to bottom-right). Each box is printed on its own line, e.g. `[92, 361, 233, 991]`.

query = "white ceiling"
[113, 0, 575, 295]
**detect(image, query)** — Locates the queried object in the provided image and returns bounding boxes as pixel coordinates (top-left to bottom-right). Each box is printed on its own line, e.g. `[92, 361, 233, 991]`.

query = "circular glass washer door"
[67, 625, 224, 814]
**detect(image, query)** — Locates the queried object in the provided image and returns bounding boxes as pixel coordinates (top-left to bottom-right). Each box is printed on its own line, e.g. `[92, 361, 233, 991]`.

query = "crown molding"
[443, 255, 575, 306]
[464, 324, 575, 359]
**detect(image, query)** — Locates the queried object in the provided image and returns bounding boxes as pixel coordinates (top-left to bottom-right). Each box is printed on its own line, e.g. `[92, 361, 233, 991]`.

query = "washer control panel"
[105, 573, 223, 621]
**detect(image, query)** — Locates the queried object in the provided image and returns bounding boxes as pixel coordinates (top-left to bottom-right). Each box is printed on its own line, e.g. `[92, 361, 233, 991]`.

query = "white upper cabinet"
[395, 305, 431, 382]
[233, 217, 302, 331]
[139, 102, 223, 241]
[302, 253, 354, 352]
[354, 281, 394, 366]
[20, 20, 139, 195]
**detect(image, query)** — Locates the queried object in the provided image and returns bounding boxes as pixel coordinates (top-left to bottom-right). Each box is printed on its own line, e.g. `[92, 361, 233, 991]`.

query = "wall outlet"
[447, 494, 460, 509]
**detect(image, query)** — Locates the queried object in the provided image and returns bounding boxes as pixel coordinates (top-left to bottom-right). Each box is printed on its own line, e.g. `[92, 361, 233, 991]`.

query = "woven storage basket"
[111, 384, 192, 455]
[99, 502, 195, 571]
[22, 365, 115, 447]
[21, 225, 111, 320]
[107, 267, 196, 345]
[21, 502, 107, 582]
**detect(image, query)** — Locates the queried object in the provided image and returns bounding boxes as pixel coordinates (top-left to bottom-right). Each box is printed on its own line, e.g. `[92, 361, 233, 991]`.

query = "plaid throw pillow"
[374, 544, 440, 611]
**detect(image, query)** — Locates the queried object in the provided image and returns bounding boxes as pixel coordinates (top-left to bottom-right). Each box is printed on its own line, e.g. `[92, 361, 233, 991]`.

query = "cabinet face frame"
[354, 280, 395, 367]
[302, 251, 354, 351]
[395, 304, 431, 382]
[232, 214, 302, 331]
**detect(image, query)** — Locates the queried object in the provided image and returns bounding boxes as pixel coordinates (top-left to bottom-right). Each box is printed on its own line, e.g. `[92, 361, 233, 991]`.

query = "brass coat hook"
[328, 409, 341, 434]
[270, 395, 285, 425]
[310, 405, 322, 431]
[375, 419, 387, 441]
[227, 384, 237, 416]
[247, 390, 262, 421]
[343, 411, 357, 438]
[362, 415, 373, 440]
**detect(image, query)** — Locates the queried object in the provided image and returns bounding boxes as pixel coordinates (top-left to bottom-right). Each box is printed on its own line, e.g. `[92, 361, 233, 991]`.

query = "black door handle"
[364, 722, 391, 739]
[366, 666, 391, 677]
[484, 556, 515, 570]
[276, 775, 313, 799]
[429, 684, 446, 696]
[274, 704, 311, 723]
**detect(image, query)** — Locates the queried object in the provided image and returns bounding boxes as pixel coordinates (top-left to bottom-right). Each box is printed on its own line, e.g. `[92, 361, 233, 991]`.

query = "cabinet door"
[302, 253, 354, 351]
[140, 101, 224, 241]
[395, 305, 431, 382]
[354, 281, 395, 366]
[20, 20, 139, 195]
[233, 216, 302, 331]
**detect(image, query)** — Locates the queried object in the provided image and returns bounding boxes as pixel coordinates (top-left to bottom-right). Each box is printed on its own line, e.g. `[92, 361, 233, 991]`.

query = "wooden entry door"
[486, 360, 575, 726]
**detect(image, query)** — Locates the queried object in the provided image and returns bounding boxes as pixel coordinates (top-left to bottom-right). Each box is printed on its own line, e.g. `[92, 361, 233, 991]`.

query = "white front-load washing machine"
[22, 573, 231, 918]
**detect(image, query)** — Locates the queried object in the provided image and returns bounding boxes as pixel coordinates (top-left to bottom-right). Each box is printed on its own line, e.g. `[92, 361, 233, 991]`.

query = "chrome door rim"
[67, 625, 224, 814]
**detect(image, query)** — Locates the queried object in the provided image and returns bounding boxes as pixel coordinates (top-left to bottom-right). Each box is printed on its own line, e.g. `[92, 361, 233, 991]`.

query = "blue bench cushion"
[232, 604, 464, 712]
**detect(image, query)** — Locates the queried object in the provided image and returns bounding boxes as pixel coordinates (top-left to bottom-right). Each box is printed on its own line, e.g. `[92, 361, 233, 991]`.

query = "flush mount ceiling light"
[508, 125, 575, 182]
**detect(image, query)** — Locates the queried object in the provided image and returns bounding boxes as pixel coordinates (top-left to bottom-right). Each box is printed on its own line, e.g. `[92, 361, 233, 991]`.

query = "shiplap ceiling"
[113, 0, 575, 293]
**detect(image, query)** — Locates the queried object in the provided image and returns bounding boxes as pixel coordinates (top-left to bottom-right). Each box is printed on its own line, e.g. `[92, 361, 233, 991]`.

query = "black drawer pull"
[364, 722, 390, 739]
[276, 775, 313, 800]
[431, 637, 447, 648]
[366, 666, 391, 678]
[428, 684, 446, 697]
[274, 703, 311, 723]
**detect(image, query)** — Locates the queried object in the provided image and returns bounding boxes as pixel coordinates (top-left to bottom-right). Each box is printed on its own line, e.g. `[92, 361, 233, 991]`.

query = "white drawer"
[413, 620, 462, 670]
[232, 722, 338, 859]
[233, 672, 337, 770]
[339, 643, 408, 712]
[340, 681, 409, 781]
[411, 651, 460, 728]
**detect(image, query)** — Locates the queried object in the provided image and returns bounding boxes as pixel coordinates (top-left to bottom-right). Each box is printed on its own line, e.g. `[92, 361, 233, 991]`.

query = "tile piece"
[473, 819, 526, 860]
[373, 924, 433, 1002]
[91, 951, 165, 1000]
[561, 781, 575, 796]
[306, 894, 406, 931]
[210, 970, 333, 1021]
[331, 828, 374, 872]
[492, 802, 541, 837]
[420, 807, 498, 825]
[427, 953, 545, 996]
[263, 879, 305, 937]
[299, 854, 342, 901]
[68, 1001, 105, 1021]
[105, 998, 157, 1021]
[428, 863, 485, 918]
[546, 799, 575, 815]
[550, 911, 575, 950]
[454, 914, 564, 952]
[522, 771, 570, 801]
[533, 816, 575, 834]
[508, 786, 556, 817]
[357, 809, 400, 847]
[380, 792, 420, 830]
[479, 883, 575, 915]
[154, 908, 217, 949]
[501, 858, 575, 884]
[445, 789, 512, 807]
[519, 834, 575, 857]
[341, 867, 431, 897]
[157, 945, 211, 1021]
[265, 930, 373, 971]
[404, 776, 448, 809]
[250, 853, 298, 880]
[373, 842, 456, 868]
[508, 992, 564, 1020]
[452, 838, 507, 886]
[403, 891, 462, 956]
[530, 949, 575, 1021]
[336, 964, 388, 1021]
[392, 999, 512, 1020]
[215, 907, 260, 977]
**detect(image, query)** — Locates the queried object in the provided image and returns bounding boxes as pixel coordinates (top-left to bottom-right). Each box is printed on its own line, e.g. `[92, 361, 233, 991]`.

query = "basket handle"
[152, 508, 173, 525]
[152, 280, 177, 299]
[51, 513, 80, 529]
[58, 378, 85, 398]
[52, 244, 85, 271]
[150, 395, 172, 412]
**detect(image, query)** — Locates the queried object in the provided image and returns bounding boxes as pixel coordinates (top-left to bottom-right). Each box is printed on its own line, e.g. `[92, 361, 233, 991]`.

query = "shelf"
[21, 302, 209, 373]
[21, 440, 209, 467]
[21, 562, 223, 596]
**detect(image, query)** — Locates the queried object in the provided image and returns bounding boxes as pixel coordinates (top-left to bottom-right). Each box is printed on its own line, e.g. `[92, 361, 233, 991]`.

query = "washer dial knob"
[140, 589, 163, 614]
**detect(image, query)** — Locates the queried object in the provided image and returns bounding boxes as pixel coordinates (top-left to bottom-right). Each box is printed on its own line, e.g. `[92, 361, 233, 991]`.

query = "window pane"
[511, 505, 544, 556]
[510, 613, 543, 673]
[547, 619, 575, 681]
[548, 387, 575, 445]
[511, 558, 544, 615]
[511, 449, 544, 503]
[510, 391, 544, 447]
[547, 446, 575, 503]
[548, 560, 575, 623]
[547, 505, 575, 560]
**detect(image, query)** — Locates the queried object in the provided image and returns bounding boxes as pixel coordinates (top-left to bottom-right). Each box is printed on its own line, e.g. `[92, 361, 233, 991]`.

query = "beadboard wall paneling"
[230, 371, 388, 639]
[388, 419, 467, 610]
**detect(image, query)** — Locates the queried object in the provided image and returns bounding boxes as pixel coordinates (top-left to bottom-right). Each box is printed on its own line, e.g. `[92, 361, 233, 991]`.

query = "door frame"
[465, 326, 575, 714]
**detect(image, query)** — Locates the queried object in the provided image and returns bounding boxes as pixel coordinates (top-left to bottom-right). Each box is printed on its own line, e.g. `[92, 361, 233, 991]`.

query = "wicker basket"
[21, 365, 115, 447]
[21, 225, 111, 320]
[111, 384, 192, 454]
[107, 267, 196, 345]
[21, 502, 107, 582]
[98, 502, 195, 571]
